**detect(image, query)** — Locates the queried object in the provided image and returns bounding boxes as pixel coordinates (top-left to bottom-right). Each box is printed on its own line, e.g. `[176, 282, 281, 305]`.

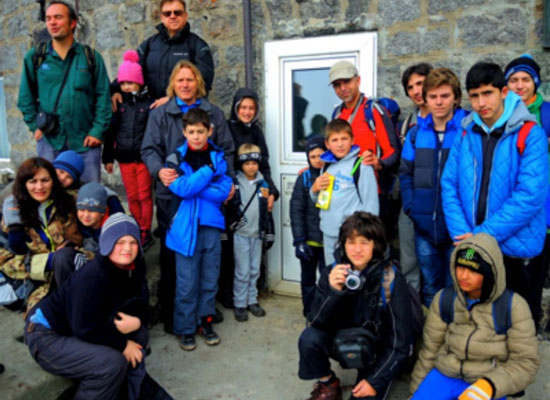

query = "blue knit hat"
[99, 213, 141, 256]
[77, 182, 107, 213]
[53, 150, 84, 182]
[504, 54, 541, 89]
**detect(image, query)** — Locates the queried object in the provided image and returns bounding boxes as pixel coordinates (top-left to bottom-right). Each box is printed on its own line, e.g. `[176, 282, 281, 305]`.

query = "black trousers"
[503, 254, 540, 326]
[156, 197, 176, 325]
[300, 247, 325, 317]
[528, 233, 550, 329]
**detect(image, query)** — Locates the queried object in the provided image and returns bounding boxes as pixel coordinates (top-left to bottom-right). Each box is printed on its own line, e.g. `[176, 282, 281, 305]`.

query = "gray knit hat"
[99, 213, 141, 256]
[77, 182, 107, 213]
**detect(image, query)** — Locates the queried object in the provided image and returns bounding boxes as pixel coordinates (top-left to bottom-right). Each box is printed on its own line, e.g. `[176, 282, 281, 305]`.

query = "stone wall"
[0, 0, 549, 168]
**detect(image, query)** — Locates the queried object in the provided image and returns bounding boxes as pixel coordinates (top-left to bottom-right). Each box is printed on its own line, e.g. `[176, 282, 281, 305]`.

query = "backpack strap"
[32, 42, 48, 71]
[517, 121, 536, 155]
[400, 113, 414, 141]
[492, 288, 514, 335]
[302, 169, 312, 189]
[439, 286, 456, 324]
[539, 102, 550, 138]
[352, 156, 362, 203]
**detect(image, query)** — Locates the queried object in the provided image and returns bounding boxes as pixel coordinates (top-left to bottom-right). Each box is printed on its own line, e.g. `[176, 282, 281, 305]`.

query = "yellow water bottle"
[316, 174, 335, 210]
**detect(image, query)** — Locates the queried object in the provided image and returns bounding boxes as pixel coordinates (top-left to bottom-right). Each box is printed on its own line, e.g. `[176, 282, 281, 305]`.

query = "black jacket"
[103, 90, 153, 164]
[39, 254, 149, 352]
[138, 23, 214, 99]
[289, 167, 323, 244]
[229, 88, 279, 200]
[308, 259, 412, 393]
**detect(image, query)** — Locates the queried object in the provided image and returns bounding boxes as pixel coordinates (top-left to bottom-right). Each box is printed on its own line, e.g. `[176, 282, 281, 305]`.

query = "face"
[26, 167, 53, 203]
[242, 160, 259, 180]
[174, 67, 198, 104]
[108, 235, 139, 267]
[426, 84, 456, 122]
[56, 168, 74, 188]
[308, 148, 325, 169]
[468, 84, 508, 127]
[344, 232, 374, 271]
[507, 71, 536, 104]
[237, 98, 257, 124]
[456, 266, 484, 299]
[120, 81, 141, 93]
[325, 131, 353, 159]
[332, 76, 361, 106]
[407, 73, 427, 107]
[45, 4, 76, 41]
[77, 209, 104, 229]
[183, 123, 212, 150]
[160, 0, 188, 36]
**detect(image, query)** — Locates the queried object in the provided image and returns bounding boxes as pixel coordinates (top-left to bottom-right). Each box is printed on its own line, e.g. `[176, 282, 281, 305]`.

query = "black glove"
[295, 242, 313, 261]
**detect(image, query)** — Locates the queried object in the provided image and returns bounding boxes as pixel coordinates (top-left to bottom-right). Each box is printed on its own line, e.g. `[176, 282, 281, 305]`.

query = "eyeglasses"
[161, 10, 185, 17]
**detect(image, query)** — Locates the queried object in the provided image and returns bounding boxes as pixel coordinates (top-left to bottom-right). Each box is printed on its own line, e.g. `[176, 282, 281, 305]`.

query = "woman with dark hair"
[1, 157, 82, 310]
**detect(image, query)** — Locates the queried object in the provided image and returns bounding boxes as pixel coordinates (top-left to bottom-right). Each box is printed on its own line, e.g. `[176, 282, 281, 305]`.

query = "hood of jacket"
[320, 145, 360, 164]
[449, 233, 505, 304]
[230, 87, 260, 125]
[156, 22, 191, 42]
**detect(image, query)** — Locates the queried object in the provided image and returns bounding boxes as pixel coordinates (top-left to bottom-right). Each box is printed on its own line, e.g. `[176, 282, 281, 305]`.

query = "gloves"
[295, 242, 313, 261]
[74, 252, 89, 270]
[458, 379, 494, 400]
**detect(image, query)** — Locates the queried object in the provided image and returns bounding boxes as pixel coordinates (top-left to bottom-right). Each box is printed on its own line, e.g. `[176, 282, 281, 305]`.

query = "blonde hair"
[166, 60, 207, 99]
[238, 143, 261, 156]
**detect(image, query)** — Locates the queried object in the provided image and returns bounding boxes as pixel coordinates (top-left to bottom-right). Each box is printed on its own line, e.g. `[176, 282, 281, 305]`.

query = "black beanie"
[305, 136, 326, 155]
[456, 248, 494, 301]
[504, 54, 541, 89]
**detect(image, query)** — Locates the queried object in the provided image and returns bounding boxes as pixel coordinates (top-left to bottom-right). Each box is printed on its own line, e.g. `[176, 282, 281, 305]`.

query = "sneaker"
[234, 307, 248, 322]
[247, 303, 266, 317]
[141, 230, 155, 252]
[179, 334, 196, 351]
[198, 317, 220, 345]
[306, 378, 342, 400]
[211, 307, 224, 324]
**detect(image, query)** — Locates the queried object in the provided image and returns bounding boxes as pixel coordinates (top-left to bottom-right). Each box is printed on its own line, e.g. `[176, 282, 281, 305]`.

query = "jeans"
[398, 208, 420, 292]
[119, 162, 153, 232]
[173, 226, 221, 335]
[233, 233, 262, 308]
[300, 246, 325, 317]
[414, 233, 453, 307]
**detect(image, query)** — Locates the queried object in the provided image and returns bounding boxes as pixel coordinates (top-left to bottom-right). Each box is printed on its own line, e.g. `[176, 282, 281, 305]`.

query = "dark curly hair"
[13, 157, 76, 226]
[338, 211, 387, 264]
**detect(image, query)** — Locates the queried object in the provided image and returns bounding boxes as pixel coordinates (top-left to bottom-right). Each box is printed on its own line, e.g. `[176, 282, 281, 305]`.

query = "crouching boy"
[298, 212, 412, 400]
[410, 233, 540, 399]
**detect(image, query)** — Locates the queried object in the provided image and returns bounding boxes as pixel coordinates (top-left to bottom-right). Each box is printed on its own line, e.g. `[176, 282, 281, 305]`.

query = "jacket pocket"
[73, 64, 93, 92]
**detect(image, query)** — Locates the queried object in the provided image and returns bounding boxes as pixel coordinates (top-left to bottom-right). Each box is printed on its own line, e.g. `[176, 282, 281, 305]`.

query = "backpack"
[320, 156, 363, 202]
[439, 286, 514, 335]
[539, 101, 550, 138]
[33, 42, 96, 74]
[463, 121, 536, 155]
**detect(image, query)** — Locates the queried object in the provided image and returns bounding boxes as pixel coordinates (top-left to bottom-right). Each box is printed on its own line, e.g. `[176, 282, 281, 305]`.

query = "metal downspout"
[243, 0, 253, 88]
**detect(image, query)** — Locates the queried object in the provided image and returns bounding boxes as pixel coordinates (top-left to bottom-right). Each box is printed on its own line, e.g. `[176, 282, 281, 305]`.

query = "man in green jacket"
[17, 1, 111, 183]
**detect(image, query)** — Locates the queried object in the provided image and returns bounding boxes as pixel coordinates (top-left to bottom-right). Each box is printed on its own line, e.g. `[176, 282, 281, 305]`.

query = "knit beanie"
[99, 213, 141, 256]
[455, 247, 494, 301]
[77, 182, 107, 213]
[504, 54, 541, 89]
[306, 136, 327, 155]
[117, 50, 144, 85]
[53, 150, 84, 182]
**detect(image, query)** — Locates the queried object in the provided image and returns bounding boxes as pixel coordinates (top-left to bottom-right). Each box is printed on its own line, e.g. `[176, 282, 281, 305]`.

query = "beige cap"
[329, 60, 358, 83]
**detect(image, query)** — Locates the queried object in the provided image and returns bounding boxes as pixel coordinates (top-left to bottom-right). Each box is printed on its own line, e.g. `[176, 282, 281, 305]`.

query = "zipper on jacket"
[461, 309, 478, 379]
[472, 156, 477, 227]
[433, 132, 443, 243]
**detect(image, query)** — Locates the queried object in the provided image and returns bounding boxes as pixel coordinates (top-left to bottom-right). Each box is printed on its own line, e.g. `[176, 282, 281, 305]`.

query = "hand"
[34, 129, 43, 141]
[312, 172, 331, 193]
[328, 264, 350, 291]
[150, 96, 170, 109]
[158, 168, 178, 187]
[224, 184, 236, 204]
[361, 150, 382, 171]
[295, 242, 313, 261]
[297, 166, 309, 175]
[453, 232, 473, 246]
[83, 135, 102, 147]
[267, 194, 275, 212]
[122, 339, 143, 368]
[111, 92, 122, 112]
[458, 379, 493, 400]
[114, 312, 141, 334]
[105, 163, 114, 174]
[352, 379, 377, 398]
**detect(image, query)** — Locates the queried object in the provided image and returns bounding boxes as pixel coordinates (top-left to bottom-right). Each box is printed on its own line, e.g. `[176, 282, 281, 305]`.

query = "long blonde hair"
[166, 60, 207, 99]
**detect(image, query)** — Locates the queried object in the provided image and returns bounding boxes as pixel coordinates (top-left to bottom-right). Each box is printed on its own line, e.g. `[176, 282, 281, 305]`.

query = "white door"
[264, 32, 377, 295]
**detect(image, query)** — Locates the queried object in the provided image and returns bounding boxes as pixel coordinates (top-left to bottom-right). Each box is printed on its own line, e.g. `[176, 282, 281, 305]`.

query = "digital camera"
[344, 270, 365, 291]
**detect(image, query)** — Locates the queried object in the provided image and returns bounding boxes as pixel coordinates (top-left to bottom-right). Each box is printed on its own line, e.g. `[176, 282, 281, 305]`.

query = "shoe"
[163, 320, 173, 335]
[179, 334, 196, 351]
[141, 230, 155, 252]
[198, 317, 220, 345]
[211, 307, 224, 324]
[306, 378, 342, 400]
[247, 303, 266, 317]
[234, 307, 248, 322]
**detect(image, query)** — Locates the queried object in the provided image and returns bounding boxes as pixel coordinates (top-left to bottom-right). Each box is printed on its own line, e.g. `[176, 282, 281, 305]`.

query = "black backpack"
[33, 42, 96, 74]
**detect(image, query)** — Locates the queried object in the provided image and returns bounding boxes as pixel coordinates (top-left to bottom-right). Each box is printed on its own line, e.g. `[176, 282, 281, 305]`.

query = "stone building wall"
[0, 0, 548, 168]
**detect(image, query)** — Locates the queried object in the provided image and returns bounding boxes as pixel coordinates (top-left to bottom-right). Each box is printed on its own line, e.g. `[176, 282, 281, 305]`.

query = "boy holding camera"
[298, 212, 412, 400]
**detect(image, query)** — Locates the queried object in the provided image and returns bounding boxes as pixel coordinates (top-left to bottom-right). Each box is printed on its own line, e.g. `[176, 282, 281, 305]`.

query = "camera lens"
[345, 274, 361, 290]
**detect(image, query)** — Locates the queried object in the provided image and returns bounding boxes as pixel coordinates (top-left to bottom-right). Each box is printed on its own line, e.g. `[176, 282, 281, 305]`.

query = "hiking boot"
[306, 378, 342, 400]
[198, 316, 220, 345]
[247, 303, 266, 317]
[211, 307, 224, 324]
[141, 230, 155, 252]
[179, 334, 196, 351]
[234, 307, 248, 322]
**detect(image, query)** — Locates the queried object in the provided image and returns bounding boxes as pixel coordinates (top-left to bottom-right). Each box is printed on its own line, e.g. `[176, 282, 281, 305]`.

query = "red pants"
[119, 162, 153, 232]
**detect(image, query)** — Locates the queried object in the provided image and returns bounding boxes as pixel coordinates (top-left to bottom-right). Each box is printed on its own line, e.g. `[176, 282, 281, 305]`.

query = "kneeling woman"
[24, 213, 150, 400]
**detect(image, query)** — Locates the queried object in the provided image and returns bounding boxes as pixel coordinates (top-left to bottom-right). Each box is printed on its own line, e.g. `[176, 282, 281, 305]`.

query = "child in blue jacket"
[165, 109, 232, 351]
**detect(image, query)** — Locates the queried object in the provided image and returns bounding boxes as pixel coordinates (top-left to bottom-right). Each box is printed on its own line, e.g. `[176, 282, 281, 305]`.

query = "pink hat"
[117, 50, 143, 85]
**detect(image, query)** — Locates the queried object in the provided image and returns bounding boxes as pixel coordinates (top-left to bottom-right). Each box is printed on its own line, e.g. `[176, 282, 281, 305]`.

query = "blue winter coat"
[441, 92, 548, 258]
[165, 141, 232, 257]
[399, 108, 468, 244]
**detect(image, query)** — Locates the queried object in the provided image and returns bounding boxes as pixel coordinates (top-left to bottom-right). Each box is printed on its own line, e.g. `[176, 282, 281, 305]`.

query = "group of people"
[1, 0, 547, 399]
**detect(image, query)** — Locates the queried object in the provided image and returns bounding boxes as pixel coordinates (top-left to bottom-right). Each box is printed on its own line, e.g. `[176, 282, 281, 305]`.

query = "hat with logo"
[455, 247, 494, 301]
[77, 182, 107, 213]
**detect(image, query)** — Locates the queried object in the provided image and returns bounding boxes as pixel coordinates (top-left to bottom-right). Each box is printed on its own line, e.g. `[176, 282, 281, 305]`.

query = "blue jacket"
[399, 108, 468, 244]
[441, 92, 548, 258]
[165, 141, 232, 257]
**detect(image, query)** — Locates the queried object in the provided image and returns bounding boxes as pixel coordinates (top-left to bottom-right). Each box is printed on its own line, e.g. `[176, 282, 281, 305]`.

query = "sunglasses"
[161, 10, 185, 17]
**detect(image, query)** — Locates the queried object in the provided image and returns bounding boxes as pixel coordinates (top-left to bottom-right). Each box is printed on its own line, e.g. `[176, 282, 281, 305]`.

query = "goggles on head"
[238, 152, 261, 163]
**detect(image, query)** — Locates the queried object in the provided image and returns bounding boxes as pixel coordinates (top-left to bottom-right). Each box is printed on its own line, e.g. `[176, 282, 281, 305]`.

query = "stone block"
[212, 74, 237, 115]
[94, 10, 125, 50]
[385, 31, 420, 56]
[21, 0, 37, 5]
[8, 13, 29, 39]
[428, 0, 478, 14]
[225, 45, 245, 66]
[0, 45, 18, 71]
[11, 147, 36, 169]
[79, 0, 105, 12]
[0, 17, 4, 41]
[206, 15, 239, 40]
[379, 0, 420, 26]
[298, 0, 339, 21]
[7, 116, 31, 146]
[266, 0, 292, 24]
[3, 0, 19, 15]
[2, 72, 20, 88]
[108, 0, 125, 3]
[188, 17, 204, 38]
[125, 4, 146, 24]
[210, 45, 220, 68]
[420, 28, 450, 54]
[377, 64, 403, 99]
[345, 0, 371, 20]
[458, 8, 527, 48]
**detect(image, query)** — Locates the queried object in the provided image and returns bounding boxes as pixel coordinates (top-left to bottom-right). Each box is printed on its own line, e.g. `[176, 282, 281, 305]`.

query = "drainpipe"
[243, 0, 253, 88]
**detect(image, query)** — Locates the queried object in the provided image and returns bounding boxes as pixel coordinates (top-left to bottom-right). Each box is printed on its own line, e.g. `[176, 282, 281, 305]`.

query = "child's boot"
[198, 316, 220, 346]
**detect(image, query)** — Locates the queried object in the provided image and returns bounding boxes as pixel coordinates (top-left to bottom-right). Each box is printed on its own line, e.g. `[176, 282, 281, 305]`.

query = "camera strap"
[51, 50, 76, 114]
